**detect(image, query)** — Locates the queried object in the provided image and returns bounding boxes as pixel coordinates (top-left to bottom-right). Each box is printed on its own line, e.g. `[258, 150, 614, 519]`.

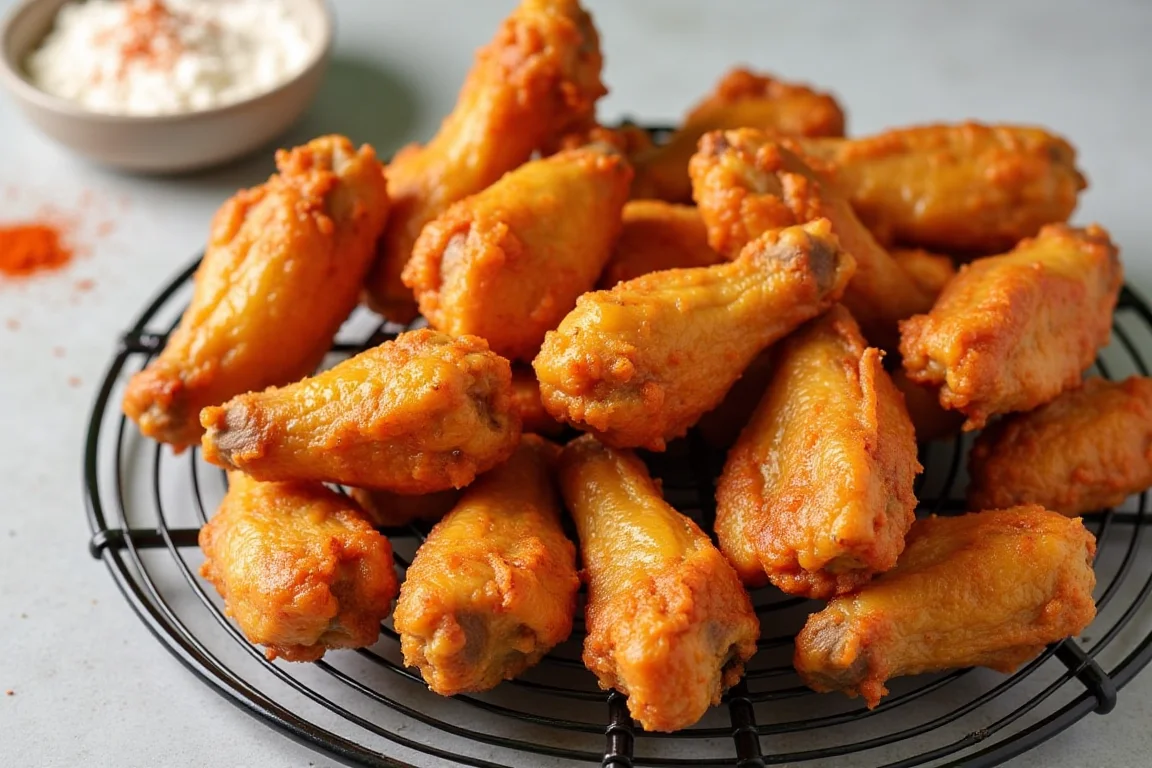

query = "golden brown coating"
[199, 472, 399, 662]
[890, 368, 964, 443]
[534, 219, 855, 450]
[630, 68, 845, 203]
[899, 224, 1122, 430]
[511, 367, 564, 436]
[348, 487, 461, 529]
[393, 436, 579, 695]
[597, 201, 722, 289]
[689, 129, 935, 349]
[796, 123, 1087, 253]
[200, 330, 521, 493]
[890, 248, 957, 302]
[402, 144, 632, 361]
[364, 0, 606, 322]
[558, 435, 759, 732]
[794, 506, 1097, 708]
[968, 377, 1152, 515]
[122, 136, 390, 449]
[716, 306, 921, 598]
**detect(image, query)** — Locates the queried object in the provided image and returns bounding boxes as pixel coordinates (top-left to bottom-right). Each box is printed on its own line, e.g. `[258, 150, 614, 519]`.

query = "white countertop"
[2, 1, 1151, 766]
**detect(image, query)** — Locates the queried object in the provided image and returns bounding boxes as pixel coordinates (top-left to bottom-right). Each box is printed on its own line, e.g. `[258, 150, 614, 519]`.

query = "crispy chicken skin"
[364, 0, 606, 322]
[716, 306, 921, 597]
[534, 219, 855, 450]
[199, 472, 400, 662]
[200, 330, 521, 493]
[122, 136, 390, 449]
[402, 143, 632, 361]
[890, 368, 964, 443]
[348, 487, 461, 529]
[796, 123, 1086, 253]
[689, 129, 934, 349]
[558, 435, 760, 732]
[630, 68, 845, 203]
[890, 248, 957, 302]
[794, 506, 1097, 708]
[597, 201, 722, 289]
[899, 224, 1122, 429]
[969, 377, 1152, 515]
[393, 436, 579, 695]
[511, 367, 564, 436]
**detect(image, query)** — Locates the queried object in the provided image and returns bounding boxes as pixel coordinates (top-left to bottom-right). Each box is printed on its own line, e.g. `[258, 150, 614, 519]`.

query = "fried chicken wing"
[558, 435, 759, 731]
[689, 129, 934, 349]
[796, 123, 1086, 253]
[597, 201, 722, 289]
[402, 143, 631, 361]
[890, 368, 964, 443]
[969, 377, 1152, 515]
[200, 330, 520, 493]
[899, 224, 1122, 429]
[891, 247, 957, 301]
[534, 219, 854, 450]
[794, 506, 1097, 708]
[511, 367, 564, 436]
[199, 472, 399, 662]
[349, 487, 461, 529]
[122, 136, 390, 449]
[364, 0, 606, 321]
[716, 306, 921, 597]
[393, 435, 579, 695]
[630, 68, 845, 203]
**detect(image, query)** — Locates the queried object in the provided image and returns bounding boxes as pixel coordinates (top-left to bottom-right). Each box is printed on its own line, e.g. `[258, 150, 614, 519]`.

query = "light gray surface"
[1, 1, 1150, 766]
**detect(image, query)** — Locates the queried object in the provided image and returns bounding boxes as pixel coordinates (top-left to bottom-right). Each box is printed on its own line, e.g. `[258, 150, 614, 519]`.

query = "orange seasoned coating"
[122, 136, 390, 449]
[534, 219, 855, 450]
[558, 436, 759, 732]
[689, 129, 935, 349]
[200, 330, 520, 493]
[393, 436, 579, 695]
[349, 487, 461, 529]
[511, 367, 564, 436]
[364, 0, 606, 322]
[794, 506, 1097, 708]
[716, 306, 921, 598]
[796, 123, 1086, 253]
[630, 68, 845, 203]
[968, 377, 1152, 516]
[199, 472, 400, 662]
[890, 248, 957, 302]
[899, 224, 1122, 430]
[597, 201, 722, 289]
[890, 368, 964, 443]
[402, 144, 631, 361]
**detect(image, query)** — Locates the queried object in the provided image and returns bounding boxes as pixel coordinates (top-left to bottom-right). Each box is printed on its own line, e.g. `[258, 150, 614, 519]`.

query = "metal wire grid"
[83, 253, 1152, 768]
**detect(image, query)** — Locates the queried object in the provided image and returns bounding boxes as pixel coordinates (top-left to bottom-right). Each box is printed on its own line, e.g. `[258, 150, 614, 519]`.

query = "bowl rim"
[0, 0, 336, 124]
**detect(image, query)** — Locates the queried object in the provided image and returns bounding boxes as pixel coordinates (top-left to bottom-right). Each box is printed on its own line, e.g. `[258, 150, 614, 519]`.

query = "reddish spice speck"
[68, 376, 82, 388]
[52, 346, 66, 358]
[4, 690, 13, 696]
[5, 318, 19, 331]
[0, 224, 73, 278]
[75, 278, 96, 292]
[96, 220, 116, 237]
[95, 0, 186, 77]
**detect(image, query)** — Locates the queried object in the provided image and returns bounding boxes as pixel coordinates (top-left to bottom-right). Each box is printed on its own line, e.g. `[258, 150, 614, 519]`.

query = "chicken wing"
[900, 224, 1122, 429]
[969, 377, 1152, 515]
[200, 329, 520, 493]
[558, 435, 759, 732]
[716, 305, 921, 597]
[511, 367, 564, 436]
[794, 506, 1096, 708]
[689, 129, 935, 349]
[349, 487, 461, 529]
[393, 435, 579, 695]
[796, 123, 1086, 253]
[597, 201, 722, 289]
[534, 219, 854, 450]
[402, 143, 631, 361]
[891, 247, 957, 302]
[364, 0, 606, 322]
[199, 472, 399, 662]
[123, 136, 390, 449]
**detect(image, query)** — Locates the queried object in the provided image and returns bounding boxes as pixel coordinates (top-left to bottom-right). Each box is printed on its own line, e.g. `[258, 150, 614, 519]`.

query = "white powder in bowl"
[25, 0, 316, 116]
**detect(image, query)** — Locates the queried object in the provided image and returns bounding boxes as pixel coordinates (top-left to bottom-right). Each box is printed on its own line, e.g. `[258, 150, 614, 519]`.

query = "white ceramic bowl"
[0, 0, 334, 173]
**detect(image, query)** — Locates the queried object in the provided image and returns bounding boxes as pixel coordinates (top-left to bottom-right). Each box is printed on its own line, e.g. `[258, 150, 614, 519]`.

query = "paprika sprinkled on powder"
[0, 223, 74, 278]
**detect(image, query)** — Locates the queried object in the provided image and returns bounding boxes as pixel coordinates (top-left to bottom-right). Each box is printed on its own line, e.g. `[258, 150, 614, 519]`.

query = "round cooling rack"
[85, 258, 1152, 767]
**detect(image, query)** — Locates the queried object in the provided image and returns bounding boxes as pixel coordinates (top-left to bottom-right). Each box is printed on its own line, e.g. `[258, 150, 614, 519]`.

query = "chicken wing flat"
[794, 506, 1096, 708]
[200, 329, 520, 493]
[364, 0, 605, 322]
[348, 487, 461, 529]
[597, 201, 722, 289]
[511, 367, 564, 436]
[890, 368, 964, 443]
[969, 377, 1152, 515]
[796, 123, 1086, 253]
[891, 248, 956, 302]
[900, 224, 1122, 429]
[402, 143, 631, 361]
[534, 219, 854, 450]
[199, 472, 399, 662]
[123, 136, 390, 449]
[716, 305, 921, 597]
[689, 129, 935, 349]
[558, 435, 759, 732]
[393, 435, 579, 695]
[630, 68, 845, 203]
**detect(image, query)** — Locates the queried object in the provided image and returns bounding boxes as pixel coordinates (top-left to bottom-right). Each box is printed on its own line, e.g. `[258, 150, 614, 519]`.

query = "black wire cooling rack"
[85, 263, 1152, 768]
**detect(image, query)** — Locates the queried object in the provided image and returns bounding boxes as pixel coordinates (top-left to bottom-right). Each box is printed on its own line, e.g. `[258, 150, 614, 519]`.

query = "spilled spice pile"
[0, 222, 74, 278]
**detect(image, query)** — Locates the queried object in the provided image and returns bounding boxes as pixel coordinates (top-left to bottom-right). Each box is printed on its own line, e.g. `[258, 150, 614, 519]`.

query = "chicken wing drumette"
[597, 200, 722, 289]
